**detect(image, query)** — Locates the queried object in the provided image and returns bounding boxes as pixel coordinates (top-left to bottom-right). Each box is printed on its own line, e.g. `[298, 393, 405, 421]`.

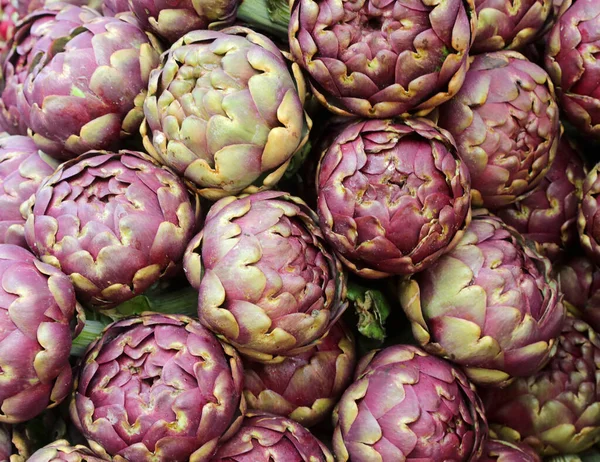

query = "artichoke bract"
[101, 0, 128, 15]
[495, 134, 586, 261]
[332, 345, 487, 461]
[473, 0, 553, 53]
[288, 0, 477, 119]
[558, 255, 600, 336]
[28, 440, 105, 462]
[437, 51, 560, 208]
[129, 0, 240, 44]
[25, 150, 198, 309]
[0, 244, 83, 424]
[578, 165, 600, 267]
[482, 316, 600, 455]
[545, 0, 600, 139]
[72, 313, 245, 462]
[141, 26, 311, 201]
[316, 117, 471, 278]
[15, 6, 161, 160]
[399, 211, 565, 387]
[210, 412, 334, 461]
[243, 320, 356, 427]
[0, 135, 57, 248]
[184, 190, 347, 363]
[479, 440, 541, 462]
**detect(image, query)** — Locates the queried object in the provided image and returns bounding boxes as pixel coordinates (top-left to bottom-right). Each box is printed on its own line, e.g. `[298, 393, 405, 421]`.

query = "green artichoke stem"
[237, 0, 289, 39]
[346, 280, 391, 343]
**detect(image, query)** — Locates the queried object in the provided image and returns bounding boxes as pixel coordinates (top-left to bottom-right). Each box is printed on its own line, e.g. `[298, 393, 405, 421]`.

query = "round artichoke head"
[482, 316, 600, 456]
[578, 164, 600, 267]
[184, 190, 347, 363]
[399, 211, 566, 387]
[28, 440, 105, 462]
[0, 134, 57, 248]
[15, 5, 161, 159]
[288, 0, 477, 118]
[473, 0, 553, 53]
[332, 344, 487, 461]
[0, 244, 84, 424]
[243, 320, 356, 427]
[494, 133, 586, 261]
[557, 255, 600, 347]
[129, 0, 240, 43]
[437, 50, 560, 208]
[545, 0, 600, 139]
[141, 26, 311, 201]
[24, 150, 199, 308]
[72, 313, 245, 462]
[479, 439, 541, 462]
[316, 117, 471, 278]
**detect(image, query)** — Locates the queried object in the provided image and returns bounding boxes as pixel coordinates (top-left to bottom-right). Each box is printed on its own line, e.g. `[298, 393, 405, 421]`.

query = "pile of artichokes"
[1, 0, 600, 460]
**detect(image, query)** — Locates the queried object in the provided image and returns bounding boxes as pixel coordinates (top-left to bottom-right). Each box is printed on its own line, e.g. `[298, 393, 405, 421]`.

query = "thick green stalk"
[237, 0, 289, 39]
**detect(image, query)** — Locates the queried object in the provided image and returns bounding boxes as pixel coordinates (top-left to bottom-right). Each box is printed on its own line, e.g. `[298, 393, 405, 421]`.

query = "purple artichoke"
[578, 164, 600, 268]
[101, 0, 129, 15]
[0, 134, 57, 248]
[558, 255, 600, 336]
[482, 316, 600, 455]
[14, 6, 161, 159]
[243, 321, 356, 428]
[28, 440, 105, 462]
[72, 313, 245, 462]
[210, 412, 334, 461]
[494, 134, 586, 261]
[437, 51, 560, 208]
[399, 211, 565, 387]
[472, 0, 553, 53]
[316, 117, 471, 278]
[479, 440, 541, 462]
[24, 150, 199, 309]
[545, 0, 600, 139]
[332, 345, 487, 461]
[288, 0, 477, 118]
[0, 0, 18, 53]
[129, 0, 240, 44]
[184, 190, 347, 363]
[141, 26, 311, 201]
[0, 244, 83, 423]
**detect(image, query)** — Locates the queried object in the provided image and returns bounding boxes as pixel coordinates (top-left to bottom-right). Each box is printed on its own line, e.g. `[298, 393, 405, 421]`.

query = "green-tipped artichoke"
[288, 0, 477, 118]
[578, 164, 600, 268]
[243, 320, 356, 427]
[332, 344, 487, 461]
[141, 26, 311, 201]
[72, 313, 245, 462]
[399, 211, 565, 387]
[25, 150, 199, 309]
[437, 51, 560, 208]
[482, 316, 600, 456]
[28, 440, 104, 462]
[316, 117, 471, 278]
[479, 440, 541, 462]
[184, 190, 347, 363]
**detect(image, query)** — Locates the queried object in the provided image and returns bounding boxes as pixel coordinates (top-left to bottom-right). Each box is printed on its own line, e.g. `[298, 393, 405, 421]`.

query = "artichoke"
[288, 0, 477, 118]
[0, 424, 11, 461]
[243, 320, 356, 427]
[316, 117, 471, 278]
[129, 0, 240, 44]
[479, 440, 542, 462]
[482, 316, 600, 456]
[545, 0, 600, 139]
[210, 411, 334, 461]
[28, 440, 105, 462]
[24, 150, 199, 309]
[0, 0, 18, 53]
[578, 164, 600, 268]
[72, 313, 245, 462]
[558, 255, 600, 338]
[332, 344, 487, 461]
[15, 5, 161, 159]
[472, 0, 553, 53]
[399, 211, 565, 387]
[0, 244, 83, 423]
[0, 135, 57, 248]
[141, 26, 310, 201]
[494, 134, 586, 261]
[184, 190, 347, 363]
[437, 50, 560, 208]
[101, 0, 129, 15]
